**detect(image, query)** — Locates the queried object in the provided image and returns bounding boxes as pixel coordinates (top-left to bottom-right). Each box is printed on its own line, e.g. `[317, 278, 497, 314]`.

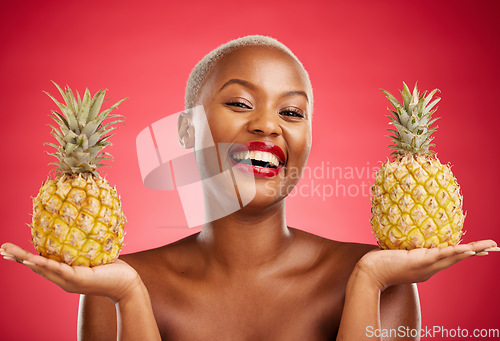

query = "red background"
[1, 0, 499, 340]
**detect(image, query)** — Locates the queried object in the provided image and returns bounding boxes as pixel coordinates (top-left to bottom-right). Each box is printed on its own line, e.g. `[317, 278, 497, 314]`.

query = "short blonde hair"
[185, 35, 313, 110]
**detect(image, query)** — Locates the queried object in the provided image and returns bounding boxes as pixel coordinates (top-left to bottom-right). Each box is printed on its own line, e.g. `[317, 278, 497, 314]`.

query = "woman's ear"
[178, 111, 195, 148]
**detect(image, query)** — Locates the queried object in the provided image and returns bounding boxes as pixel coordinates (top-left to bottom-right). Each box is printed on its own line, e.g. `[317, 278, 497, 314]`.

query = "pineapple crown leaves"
[44, 81, 127, 175]
[381, 82, 441, 158]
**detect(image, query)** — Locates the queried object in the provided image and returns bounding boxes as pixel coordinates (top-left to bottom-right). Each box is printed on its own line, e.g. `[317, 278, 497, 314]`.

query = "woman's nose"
[247, 108, 282, 136]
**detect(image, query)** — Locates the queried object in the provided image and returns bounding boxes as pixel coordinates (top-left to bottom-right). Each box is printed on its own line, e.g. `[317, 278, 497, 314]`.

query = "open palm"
[1, 242, 139, 303]
[358, 240, 498, 290]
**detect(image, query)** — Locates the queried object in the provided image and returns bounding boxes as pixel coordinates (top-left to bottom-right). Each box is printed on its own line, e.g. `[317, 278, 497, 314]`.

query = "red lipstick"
[229, 141, 285, 178]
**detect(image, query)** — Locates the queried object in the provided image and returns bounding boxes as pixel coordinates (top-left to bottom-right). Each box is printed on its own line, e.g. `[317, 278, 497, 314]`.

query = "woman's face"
[195, 45, 313, 208]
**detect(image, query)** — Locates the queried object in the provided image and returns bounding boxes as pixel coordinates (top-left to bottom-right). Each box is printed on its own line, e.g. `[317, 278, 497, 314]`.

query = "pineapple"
[30, 82, 126, 266]
[370, 82, 465, 250]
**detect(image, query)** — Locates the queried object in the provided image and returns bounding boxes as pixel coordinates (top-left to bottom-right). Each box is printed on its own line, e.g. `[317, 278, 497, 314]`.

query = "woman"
[1, 35, 497, 340]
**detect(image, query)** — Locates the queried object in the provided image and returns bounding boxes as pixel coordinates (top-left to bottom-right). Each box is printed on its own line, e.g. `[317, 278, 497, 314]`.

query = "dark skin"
[2, 46, 496, 341]
[80, 231, 417, 340]
[79, 46, 419, 340]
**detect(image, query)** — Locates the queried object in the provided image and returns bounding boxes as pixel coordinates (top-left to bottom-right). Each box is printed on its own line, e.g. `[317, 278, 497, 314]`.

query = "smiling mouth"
[228, 142, 286, 177]
[230, 150, 282, 169]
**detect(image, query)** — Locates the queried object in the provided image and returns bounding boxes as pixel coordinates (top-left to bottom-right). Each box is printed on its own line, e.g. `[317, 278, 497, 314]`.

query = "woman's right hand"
[1, 242, 140, 303]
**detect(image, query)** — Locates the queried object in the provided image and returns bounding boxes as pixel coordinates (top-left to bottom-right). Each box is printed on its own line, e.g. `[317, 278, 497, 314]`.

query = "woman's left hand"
[356, 239, 499, 290]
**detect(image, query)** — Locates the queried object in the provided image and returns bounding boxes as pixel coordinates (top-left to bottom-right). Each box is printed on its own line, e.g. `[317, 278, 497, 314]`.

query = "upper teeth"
[232, 150, 281, 167]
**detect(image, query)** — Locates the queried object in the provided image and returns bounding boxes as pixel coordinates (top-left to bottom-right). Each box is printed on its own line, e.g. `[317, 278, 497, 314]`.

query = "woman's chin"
[241, 182, 289, 208]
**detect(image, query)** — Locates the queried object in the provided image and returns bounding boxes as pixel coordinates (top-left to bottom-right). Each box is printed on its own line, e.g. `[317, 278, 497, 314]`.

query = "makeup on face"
[229, 141, 286, 178]
[194, 46, 312, 206]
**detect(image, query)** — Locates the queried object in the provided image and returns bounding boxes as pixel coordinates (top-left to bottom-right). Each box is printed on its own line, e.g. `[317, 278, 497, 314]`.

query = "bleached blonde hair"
[185, 35, 313, 110]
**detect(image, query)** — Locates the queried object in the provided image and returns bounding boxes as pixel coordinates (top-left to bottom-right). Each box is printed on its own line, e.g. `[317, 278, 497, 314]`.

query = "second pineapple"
[370, 83, 465, 250]
[30, 82, 126, 266]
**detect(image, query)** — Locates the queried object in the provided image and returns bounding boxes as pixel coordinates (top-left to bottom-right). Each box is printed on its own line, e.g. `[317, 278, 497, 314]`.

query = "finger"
[430, 250, 476, 272]
[0, 242, 14, 250]
[429, 240, 498, 262]
[20, 256, 80, 290]
[26, 254, 73, 278]
[5, 247, 67, 278]
[1, 242, 25, 253]
[1, 250, 15, 259]
[430, 240, 498, 261]
[1, 243, 36, 263]
[1, 244, 73, 275]
[3, 243, 94, 288]
[426, 244, 473, 262]
[1, 244, 18, 259]
[464, 240, 497, 252]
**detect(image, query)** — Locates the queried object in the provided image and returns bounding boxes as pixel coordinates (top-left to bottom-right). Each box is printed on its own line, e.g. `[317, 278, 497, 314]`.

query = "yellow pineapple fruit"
[30, 82, 126, 266]
[371, 82, 465, 249]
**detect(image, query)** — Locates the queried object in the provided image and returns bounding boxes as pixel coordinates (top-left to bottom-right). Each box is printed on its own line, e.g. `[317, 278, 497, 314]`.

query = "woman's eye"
[280, 108, 305, 118]
[226, 101, 251, 109]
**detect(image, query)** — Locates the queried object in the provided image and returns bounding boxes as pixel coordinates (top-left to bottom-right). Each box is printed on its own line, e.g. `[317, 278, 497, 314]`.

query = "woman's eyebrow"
[282, 90, 309, 103]
[219, 79, 309, 103]
[219, 78, 256, 92]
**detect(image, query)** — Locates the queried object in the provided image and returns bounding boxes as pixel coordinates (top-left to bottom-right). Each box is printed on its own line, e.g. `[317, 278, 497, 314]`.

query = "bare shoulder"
[119, 232, 202, 280]
[288, 227, 379, 280]
[289, 227, 377, 260]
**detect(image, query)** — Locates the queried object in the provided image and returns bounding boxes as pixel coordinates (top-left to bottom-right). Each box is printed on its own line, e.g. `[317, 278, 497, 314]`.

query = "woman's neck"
[197, 200, 293, 273]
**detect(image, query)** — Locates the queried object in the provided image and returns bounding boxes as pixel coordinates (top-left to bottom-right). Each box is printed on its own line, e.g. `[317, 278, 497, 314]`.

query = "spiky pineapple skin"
[371, 154, 464, 250]
[31, 174, 125, 267]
